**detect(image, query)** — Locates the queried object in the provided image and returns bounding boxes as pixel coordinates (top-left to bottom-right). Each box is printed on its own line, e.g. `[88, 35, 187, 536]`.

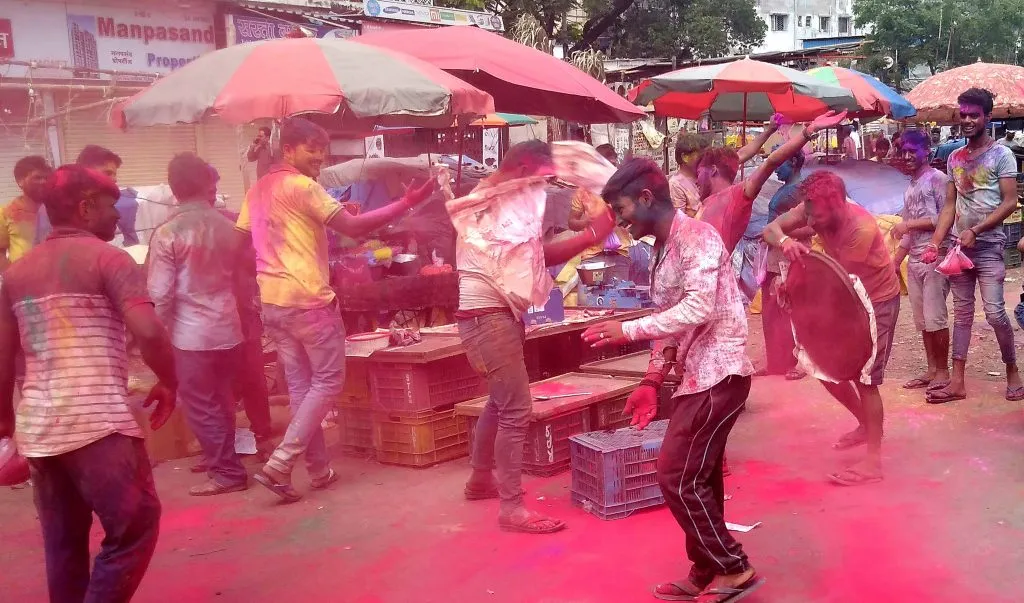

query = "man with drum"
[763, 171, 900, 486]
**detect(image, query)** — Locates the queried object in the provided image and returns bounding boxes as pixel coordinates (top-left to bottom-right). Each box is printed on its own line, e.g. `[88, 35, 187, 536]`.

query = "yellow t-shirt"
[0, 196, 40, 264]
[236, 165, 342, 309]
[569, 189, 631, 259]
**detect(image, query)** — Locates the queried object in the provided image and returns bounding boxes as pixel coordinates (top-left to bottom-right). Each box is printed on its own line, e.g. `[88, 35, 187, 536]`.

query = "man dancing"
[764, 171, 900, 486]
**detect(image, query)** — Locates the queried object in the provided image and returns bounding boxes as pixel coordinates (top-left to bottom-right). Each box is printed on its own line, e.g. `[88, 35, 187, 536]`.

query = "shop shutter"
[57, 94, 197, 189]
[0, 125, 48, 204]
[197, 120, 258, 212]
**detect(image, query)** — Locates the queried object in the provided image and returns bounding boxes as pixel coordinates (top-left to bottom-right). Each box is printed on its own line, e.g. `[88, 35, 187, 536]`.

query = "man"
[890, 130, 952, 394]
[459, 140, 614, 534]
[595, 143, 619, 166]
[870, 137, 891, 162]
[0, 164, 177, 602]
[999, 129, 1016, 147]
[839, 124, 859, 160]
[761, 150, 809, 380]
[75, 145, 140, 246]
[696, 111, 845, 255]
[0, 156, 52, 272]
[669, 133, 710, 216]
[934, 128, 966, 163]
[581, 159, 762, 601]
[247, 126, 274, 180]
[764, 171, 900, 486]
[922, 88, 1023, 403]
[148, 153, 249, 496]
[238, 117, 436, 502]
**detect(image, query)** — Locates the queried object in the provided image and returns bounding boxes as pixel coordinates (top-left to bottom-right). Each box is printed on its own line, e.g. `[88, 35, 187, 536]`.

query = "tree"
[855, 0, 1024, 89]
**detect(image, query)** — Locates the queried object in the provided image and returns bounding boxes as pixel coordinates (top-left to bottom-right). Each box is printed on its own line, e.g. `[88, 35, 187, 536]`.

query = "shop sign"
[0, 19, 13, 59]
[229, 14, 357, 45]
[363, 0, 503, 31]
[65, 6, 216, 73]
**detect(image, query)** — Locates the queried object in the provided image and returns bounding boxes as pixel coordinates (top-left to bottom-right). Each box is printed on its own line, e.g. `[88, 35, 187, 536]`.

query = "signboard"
[363, 0, 503, 31]
[0, 18, 13, 59]
[482, 127, 500, 168]
[64, 6, 216, 74]
[365, 135, 385, 158]
[228, 14, 357, 45]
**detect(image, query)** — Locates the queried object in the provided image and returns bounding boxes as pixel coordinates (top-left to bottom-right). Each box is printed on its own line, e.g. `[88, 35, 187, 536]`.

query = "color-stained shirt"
[947, 142, 1017, 245]
[784, 202, 900, 304]
[236, 164, 343, 309]
[900, 167, 951, 259]
[0, 196, 41, 265]
[668, 171, 701, 216]
[622, 211, 753, 396]
[0, 228, 149, 457]
[696, 183, 754, 255]
[147, 201, 244, 351]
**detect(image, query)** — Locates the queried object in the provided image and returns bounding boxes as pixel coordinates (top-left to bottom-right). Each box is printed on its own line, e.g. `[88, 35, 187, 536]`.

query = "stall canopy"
[805, 66, 916, 120]
[908, 61, 1024, 123]
[111, 37, 494, 129]
[355, 27, 645, 124]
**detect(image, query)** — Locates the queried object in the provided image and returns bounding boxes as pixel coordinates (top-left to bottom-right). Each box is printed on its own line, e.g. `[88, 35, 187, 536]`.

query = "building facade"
[754, 0, 866, 52]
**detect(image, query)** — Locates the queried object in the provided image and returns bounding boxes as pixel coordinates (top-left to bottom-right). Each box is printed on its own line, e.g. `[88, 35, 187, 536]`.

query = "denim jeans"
[28, 433, 161, 603]
[233, 311, 272, 439]
[262, 302, 346, 476]
[949, 242, 1016, 364]
[174, 346, 247, 487]
[458, 311, 532, 513]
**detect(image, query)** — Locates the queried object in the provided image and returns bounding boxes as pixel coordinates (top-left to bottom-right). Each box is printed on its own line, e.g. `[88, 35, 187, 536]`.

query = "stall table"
[579, 351, 681, 420]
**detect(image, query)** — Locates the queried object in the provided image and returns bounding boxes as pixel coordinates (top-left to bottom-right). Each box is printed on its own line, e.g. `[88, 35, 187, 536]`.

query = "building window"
[838, 16, 851, 34]
[797, 16, 803, 26]
[819, 16, 830, 31]
[770, 13, 788, 32]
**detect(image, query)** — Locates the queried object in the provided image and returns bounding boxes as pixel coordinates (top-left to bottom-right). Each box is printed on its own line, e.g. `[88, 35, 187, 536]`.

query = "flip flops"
[1006, 386, 1024, 402]
[926, 389, 966, 404]
[902, 377, 931, 390]
[828, 467, 883, 487]
[653, 579, 704, 601]
[497, 510, 566, 534]
[253, 470, 302, 503]
[695, 575, 766, 603]
[310, 468, 339, 490]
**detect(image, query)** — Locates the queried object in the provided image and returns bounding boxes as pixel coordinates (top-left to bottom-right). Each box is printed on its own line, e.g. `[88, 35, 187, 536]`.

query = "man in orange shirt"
[0, 156, 52, 273]
[238, 117, 435, 502]
[764, 171, 901, 486]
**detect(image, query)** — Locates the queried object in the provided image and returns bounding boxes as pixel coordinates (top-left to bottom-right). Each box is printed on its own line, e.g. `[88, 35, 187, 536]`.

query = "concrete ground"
[4, 273, 1024, 603]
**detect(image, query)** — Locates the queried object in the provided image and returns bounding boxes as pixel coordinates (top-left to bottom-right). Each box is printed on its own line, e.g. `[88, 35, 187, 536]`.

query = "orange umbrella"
[907, 61, 1024, 122]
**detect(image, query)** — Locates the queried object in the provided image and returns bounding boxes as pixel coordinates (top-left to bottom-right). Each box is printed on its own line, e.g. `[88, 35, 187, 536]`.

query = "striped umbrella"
[806, 66, 916, 119]
[910, 61, 1024, 122]
[110, 37, 494, 129]
[631, 58, 859, 121]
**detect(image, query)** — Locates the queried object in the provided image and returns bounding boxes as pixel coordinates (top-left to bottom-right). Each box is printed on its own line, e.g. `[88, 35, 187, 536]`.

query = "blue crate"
[569, 421, 669, 520]
[1003, 222, 1023, 248]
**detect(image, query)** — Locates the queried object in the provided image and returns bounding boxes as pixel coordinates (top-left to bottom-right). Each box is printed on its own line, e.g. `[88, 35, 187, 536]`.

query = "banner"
[363, 0, 503, 32]
[65, 5, 216, 74]
[482, 127, 500, 169]
[228, 14, 357, 45]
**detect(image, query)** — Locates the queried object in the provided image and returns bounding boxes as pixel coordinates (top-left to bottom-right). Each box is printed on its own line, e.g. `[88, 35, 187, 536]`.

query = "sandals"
[828, 467, 883, 487]
[189, 479, 248, 497]
[653, 579, 704, 601]
[902, 377, 931, 390]
[310, 469, 339, 490]
[253, 470, 302, 503]
[926, 389, 966, 405]
[497, 510, 566, 534]
[784, 368, 806, 381]
[695, 575, 766, 602]
[1006, 386, 1024, 402]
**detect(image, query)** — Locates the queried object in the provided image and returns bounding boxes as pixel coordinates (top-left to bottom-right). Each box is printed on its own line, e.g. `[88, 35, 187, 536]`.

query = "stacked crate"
[367, 354, 486, 467]
[456, 373, 639, 476]
[337, 358, 374, 456]
[578, 351, 681, 421]
[1004, 208, 1023, 268]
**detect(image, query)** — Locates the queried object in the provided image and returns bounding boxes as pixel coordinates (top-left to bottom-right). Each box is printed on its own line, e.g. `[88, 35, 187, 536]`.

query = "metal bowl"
[577, 261, 609, 286]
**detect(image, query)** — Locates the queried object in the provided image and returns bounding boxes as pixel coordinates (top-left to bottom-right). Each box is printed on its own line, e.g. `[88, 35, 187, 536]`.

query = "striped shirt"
[0, 228, 150, 457]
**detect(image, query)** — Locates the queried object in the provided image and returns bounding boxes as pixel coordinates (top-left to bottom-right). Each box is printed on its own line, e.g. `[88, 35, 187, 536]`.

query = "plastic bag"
[936, 244, 974, 276]
[753, 240, 770, 287]
[0, 437, 30, 486]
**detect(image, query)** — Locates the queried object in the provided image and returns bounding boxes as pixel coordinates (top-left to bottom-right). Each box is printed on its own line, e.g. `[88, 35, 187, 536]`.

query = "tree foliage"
[854, 0, 1024, 88]
[438, 0, 766, 58]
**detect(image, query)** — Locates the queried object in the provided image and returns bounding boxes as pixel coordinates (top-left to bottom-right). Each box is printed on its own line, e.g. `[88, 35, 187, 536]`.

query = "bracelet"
[588, 225, 599, 241]
[778, 235, 791, 246]
[802, 128, 814, 142]
[639, 379, 661, 390]
[925, 242, 938, 249]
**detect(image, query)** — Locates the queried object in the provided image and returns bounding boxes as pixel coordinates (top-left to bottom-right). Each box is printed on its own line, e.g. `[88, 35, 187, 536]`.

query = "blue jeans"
[28, 433, 161, 603]
[459, 312, 531, 512]
[262, 302, 346, 476]
[174, 346, 247, 487]
[949, 242, 1016, 364]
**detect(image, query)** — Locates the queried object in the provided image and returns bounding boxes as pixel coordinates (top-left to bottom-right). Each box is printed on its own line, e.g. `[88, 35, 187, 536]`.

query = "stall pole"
[455, 125, 465, 193]
[740, 93, 748, 178]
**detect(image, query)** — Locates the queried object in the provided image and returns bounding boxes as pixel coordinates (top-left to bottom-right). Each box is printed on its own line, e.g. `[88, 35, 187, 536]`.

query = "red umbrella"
[909, 61, 1024, 122]
[355, 27, 645, 124]
[110, 38, 494, 129]
[631, 58, 858, 121]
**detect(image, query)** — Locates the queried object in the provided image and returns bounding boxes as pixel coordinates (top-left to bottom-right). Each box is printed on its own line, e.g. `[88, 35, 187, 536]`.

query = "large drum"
[785, 251, 874, 382]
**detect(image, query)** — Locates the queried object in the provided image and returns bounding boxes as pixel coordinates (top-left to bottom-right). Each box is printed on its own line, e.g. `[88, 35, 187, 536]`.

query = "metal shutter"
[0, 125, 48, 204]
[197, 120, 258, 213]
[58, 94, 197, 189]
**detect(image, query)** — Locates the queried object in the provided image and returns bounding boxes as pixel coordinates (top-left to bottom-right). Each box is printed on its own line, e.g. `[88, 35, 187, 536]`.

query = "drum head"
[787, 251, 873, 381]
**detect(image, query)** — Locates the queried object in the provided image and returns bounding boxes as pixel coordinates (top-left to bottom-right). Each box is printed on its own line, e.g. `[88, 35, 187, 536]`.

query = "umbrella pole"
[455, 124, 465, 193]
[741, 93, 748, 178]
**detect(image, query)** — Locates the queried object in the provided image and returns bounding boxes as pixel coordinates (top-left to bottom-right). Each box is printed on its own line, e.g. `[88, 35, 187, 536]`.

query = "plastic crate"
[1003, 222, 1023, 248]
[338, 406, 374, 455]
[372, 407, 469, 468]
[569, 422, 670, 520]
[369, 355, 486, 414]
[340, 358, 370, 407]
[1006, 247, 1022, 269]
[579, 340, 653, 367]
[592, 395, 631, 430]
[467, 407, 593, 477]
